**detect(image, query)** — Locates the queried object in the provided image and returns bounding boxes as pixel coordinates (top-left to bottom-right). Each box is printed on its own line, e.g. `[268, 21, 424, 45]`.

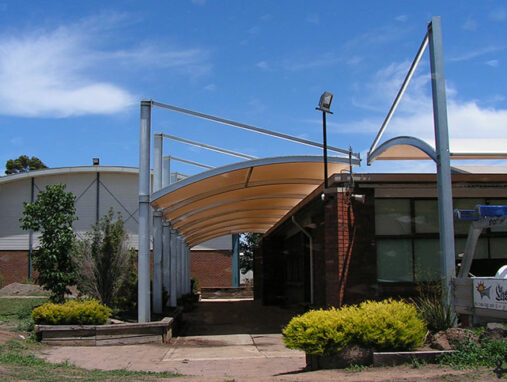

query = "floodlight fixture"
[316, 91, 334, 190]
[316, 91, 334, 114]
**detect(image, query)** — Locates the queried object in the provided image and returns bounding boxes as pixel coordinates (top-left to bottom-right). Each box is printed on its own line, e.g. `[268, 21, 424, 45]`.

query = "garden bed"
[36, 310, 182, 346]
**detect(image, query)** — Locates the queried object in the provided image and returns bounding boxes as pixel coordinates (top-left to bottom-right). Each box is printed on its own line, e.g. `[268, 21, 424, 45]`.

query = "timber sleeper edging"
[35, 311, 182, 346]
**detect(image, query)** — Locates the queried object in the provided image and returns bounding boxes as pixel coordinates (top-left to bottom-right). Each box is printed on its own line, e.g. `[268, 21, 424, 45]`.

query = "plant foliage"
[282, 299, 427, 355]
[412, 281, 456, 332]
[20, 184, 77, 303]
[32, 299, 110, 325]
[5, 155, 47, 175]
[438, 338, 507, 368]
[239, 232, 262, 274]
[73, 209, 136, 309]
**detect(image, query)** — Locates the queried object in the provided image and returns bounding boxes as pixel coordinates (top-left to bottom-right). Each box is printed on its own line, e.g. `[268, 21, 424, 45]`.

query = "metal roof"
[151, 155, 357, 246]
[0, 166, 139, 185]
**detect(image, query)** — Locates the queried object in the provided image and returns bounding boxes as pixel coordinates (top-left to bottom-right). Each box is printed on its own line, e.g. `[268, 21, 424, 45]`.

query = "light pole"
[316, 92, 334, 189]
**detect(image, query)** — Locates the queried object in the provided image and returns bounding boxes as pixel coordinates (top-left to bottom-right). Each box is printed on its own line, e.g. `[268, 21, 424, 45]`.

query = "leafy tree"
[239, 232, 262, 274]
[74, 209, 136, 309]
[5, 155, 47, 175]
[20, 184, 77, 303]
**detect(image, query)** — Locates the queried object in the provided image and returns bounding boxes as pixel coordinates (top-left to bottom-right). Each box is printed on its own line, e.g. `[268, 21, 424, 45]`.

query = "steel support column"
[176, 235, 183, 299]
[186, 244, 191, 293]
[169, 229, 178, 307]
[138, 100, 152, 322]
[152, 210, 163, 314]
[232, 234, 240, 287]
[428, 17, 456, 310]
[162, 220, 171, 306]
[152, 132, 163, 314]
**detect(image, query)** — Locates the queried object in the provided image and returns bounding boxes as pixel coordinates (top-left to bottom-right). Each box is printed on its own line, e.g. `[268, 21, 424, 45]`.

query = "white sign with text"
[473, 278, 507, 311]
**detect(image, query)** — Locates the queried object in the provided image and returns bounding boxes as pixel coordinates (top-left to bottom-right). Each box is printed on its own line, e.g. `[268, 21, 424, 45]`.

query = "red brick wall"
[0, 251, 30, 286]
[190, 250, 232, 288]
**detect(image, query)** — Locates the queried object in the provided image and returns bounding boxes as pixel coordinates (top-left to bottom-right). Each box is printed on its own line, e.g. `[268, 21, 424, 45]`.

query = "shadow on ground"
[179, 300, 304, 336]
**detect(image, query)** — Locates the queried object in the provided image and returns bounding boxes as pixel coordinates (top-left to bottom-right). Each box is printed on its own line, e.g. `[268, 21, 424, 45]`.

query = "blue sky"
[1, 0, 506, 176]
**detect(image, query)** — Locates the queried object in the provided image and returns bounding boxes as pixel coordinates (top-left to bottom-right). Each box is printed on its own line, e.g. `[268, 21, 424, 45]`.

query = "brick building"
[0, 166, 234, 288]
[256, 171, 507, 308]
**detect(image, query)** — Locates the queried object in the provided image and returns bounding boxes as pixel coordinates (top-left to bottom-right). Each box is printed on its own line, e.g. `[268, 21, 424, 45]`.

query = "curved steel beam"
[367, 136, 437, 165]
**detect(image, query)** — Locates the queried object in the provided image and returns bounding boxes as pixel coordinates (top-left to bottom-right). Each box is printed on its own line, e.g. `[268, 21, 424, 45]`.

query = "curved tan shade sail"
[369, 137, 507, 162]
[151, 156, 354, 247]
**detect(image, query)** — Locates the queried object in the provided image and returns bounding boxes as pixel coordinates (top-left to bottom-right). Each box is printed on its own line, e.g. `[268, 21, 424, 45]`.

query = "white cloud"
[191, 0, 206, 6]
[0, 29, 134, 117]
[462, 17, 478, 31]
[0, 15, 210, 118]
[306, 14, 320, 24]
[204, 83, 216, 91]
[330, 60, 507, 156]
[256, 61, 270, 70]
[450, 46, 506, 62]
[486, 59, 499, 67]
[490, 8, 507, 22]
[283, 53, 342, 71]
[395, 15, 408, 23]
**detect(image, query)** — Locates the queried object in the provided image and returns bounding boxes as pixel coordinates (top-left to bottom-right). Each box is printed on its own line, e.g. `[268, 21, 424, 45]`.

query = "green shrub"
[282, 299, 426, 355]
[32, 299, 110, 325]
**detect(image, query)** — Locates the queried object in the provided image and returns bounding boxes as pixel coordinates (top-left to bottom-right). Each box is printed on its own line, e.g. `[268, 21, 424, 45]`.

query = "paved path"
[41, 300, 308, 380]
[38, 300, 491, 381]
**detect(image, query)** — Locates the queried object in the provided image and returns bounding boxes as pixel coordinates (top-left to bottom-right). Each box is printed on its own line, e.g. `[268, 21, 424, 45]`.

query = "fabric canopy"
[151, 155, 355, 247]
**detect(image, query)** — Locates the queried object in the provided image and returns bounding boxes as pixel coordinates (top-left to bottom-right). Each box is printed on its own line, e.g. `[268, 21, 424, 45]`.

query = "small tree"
[74, 209, 135, 308]
[6, 155, 47, 174]
[20, 184, 77, 303]
[239, 232, 262, 274]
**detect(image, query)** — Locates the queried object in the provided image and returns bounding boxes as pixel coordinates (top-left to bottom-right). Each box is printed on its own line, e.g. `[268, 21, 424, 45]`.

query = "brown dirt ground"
[0, 286, 498, 381]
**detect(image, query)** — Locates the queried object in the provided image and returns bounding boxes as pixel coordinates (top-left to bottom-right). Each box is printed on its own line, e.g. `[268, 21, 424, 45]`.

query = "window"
[375, 197, 507, 283]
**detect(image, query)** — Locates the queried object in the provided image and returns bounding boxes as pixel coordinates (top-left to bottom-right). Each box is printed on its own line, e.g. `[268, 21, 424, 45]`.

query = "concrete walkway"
[41, 300, 308, 380]
[39, 301, 493, 381]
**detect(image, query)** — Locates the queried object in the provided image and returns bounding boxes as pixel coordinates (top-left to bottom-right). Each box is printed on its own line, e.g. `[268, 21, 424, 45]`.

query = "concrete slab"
[164, 333, 303, 362]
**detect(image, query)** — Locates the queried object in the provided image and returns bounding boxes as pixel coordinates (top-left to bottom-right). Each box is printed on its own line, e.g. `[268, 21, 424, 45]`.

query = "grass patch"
[0, 339, 181, 381]
[0, 298, 47, 330]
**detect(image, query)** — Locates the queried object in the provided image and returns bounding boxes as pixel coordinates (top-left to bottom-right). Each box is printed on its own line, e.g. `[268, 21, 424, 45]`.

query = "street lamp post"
[316, 92, 334, 189]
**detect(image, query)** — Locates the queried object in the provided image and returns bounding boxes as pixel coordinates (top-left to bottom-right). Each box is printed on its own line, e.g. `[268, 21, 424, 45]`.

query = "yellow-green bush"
[32, 299, 110, 325]
[282, 299, 426, 355]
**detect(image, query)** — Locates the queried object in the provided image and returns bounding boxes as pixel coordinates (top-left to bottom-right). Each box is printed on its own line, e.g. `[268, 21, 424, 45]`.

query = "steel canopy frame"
[152, 100, 359, 159]
[139, 97, 357, 323]
[366, 17, 459, 315]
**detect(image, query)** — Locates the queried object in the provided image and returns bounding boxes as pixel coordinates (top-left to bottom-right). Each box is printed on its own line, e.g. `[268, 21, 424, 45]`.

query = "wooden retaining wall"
[35, 317, 177, 346]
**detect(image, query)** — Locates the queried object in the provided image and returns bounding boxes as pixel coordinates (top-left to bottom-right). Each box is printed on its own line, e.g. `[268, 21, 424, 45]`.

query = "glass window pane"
[414, 239, 441, 281]
[490, 238, 507, 259]
[453, 199, 485, 234]
[377, 239, 413, 282]
[489, 199, 507, 232]
[375, 199, 411, 235]
[455, 237, 489, 260]
[415, 200, 439, 233]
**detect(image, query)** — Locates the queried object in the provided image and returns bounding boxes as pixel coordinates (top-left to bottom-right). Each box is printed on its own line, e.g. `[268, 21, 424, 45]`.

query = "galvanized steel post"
[428, 17, 456, 311]
[138, 100, 152, 322]
[152, 210, 163, 314]
[152, 132, 163, 314]
[162, 220, 171, 306]
[162, 156, 171, 188]
[169, 229, 178, 307]
[232, 234, 240, 287]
